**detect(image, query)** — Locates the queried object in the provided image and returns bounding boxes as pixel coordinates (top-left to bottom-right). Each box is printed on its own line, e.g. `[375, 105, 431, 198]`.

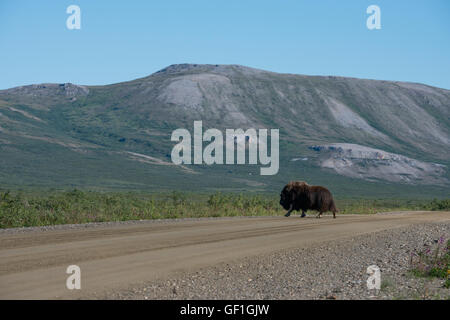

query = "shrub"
[409, 237, 450, 288]
[426, 199, 450, 211]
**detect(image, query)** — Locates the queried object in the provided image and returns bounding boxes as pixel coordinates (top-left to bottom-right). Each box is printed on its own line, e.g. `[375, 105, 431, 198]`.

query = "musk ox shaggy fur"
[280, 181, 338, 218]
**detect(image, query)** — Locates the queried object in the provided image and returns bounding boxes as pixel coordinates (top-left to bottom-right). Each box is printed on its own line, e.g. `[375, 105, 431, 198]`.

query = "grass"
[380, 277, 395, 291]
[336, 198, 450, 215]
[0, 190, 280, 228]
[1, 189, 449, 229]
[409, 237, 450, 288]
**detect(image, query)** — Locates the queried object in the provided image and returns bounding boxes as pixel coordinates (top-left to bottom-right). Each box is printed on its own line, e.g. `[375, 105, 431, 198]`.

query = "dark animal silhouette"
[280, 181, 338, 218]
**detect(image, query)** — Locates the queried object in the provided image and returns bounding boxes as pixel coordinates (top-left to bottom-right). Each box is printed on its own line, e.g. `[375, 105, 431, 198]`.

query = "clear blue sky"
[1, 0, 449, 89]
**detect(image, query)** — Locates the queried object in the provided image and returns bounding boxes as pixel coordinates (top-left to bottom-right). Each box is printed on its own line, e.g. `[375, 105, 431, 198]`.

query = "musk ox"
[280, 181, 338, 218]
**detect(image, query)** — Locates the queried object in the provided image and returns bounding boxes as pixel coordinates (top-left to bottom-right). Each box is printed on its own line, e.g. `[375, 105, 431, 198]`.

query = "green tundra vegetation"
[0, 189, 449, 229]
[0, 64, 449, 195]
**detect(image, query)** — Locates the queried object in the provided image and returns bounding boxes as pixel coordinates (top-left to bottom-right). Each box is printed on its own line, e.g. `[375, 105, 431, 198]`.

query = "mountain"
[0, 64, 449, 197]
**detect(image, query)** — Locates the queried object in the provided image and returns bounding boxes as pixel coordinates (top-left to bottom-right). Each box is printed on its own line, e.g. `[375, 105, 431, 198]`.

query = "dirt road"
[0, 211, 449, 299]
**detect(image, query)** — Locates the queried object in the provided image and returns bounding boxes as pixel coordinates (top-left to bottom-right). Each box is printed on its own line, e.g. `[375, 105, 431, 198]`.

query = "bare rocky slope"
[0, 64, 449, 194]
[309, 143, 447, 185]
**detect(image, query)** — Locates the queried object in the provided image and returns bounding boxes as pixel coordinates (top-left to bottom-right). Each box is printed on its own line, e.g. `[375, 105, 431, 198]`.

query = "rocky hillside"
[0, 64, 449, 195]
[309, 144, 446, 185]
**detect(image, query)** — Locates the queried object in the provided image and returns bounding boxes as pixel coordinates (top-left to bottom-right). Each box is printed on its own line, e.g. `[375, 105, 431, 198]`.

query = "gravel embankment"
[103, 222, 449, 300]
[0, 215, 281, 235]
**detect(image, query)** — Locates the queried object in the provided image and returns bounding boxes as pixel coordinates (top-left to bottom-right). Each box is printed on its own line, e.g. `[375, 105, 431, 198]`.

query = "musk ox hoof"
[301, 213, 306, 218]
[284, 213, 291, 217]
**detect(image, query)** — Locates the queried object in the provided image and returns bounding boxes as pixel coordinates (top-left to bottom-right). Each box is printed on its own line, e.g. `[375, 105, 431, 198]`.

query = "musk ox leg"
[316, 212, 323, 218]
[331, 201, 338, 218]
[284, 204, 293, 217]
[301, 210, 306, 218]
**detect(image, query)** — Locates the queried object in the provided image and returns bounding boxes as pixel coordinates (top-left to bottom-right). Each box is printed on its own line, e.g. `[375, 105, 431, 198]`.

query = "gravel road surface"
[0, 211, 448, 299]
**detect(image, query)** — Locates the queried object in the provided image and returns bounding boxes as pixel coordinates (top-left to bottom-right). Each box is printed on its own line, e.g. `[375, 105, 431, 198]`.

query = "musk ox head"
[279, 181, 310, 210]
